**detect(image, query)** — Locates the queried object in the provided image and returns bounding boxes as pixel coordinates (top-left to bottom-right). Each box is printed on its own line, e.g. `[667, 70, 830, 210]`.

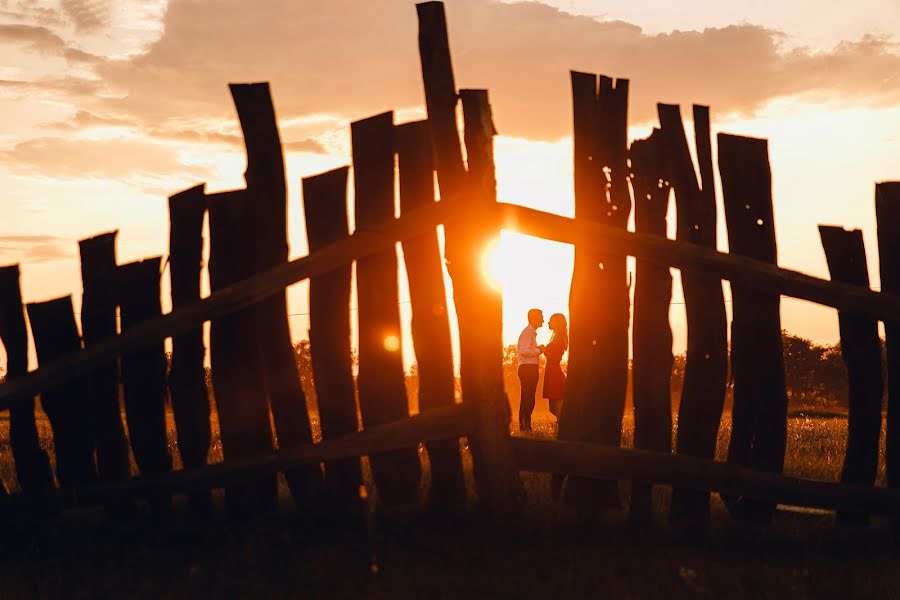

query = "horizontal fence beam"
[511, 437, 900, 517]
[0, 403, 473, 511]
[0, 200, 451, 408]
[3, 201, 899, 408]
[498, 203, 900, 323]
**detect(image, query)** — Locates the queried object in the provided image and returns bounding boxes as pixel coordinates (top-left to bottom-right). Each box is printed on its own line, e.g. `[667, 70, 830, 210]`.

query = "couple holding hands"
[515, 308, 568, 433]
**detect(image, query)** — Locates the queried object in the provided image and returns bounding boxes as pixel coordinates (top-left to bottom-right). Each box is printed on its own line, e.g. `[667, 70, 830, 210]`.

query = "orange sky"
[0, 0, 898, 370]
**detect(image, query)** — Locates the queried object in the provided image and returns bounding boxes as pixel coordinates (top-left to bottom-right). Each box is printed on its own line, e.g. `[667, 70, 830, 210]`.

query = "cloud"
[60, 0, 111, 33]
[81, 0, 900, 142]
[0, 235, 73, 264]
[0, 23, 101, 63]
[0, 135, 212, 183]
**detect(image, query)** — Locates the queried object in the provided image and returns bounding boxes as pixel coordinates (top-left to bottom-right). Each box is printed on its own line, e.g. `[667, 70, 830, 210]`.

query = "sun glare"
[383, 334, 401, 352]
[481, 237, 505, 291]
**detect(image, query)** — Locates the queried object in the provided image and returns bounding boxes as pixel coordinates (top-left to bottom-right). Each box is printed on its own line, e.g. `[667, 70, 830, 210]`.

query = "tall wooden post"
[396, 119, 466, 514]
[168, 184, 213, 514]
[118, 258, 173, 510]
[417, 2, 521, 516]
[0, 266, 53, 494]
[628, 129, 674, 523]
[820, 225, 883, 521]
[78, 232, 132, 485]
[720, 133, 788, 522]
[559, 71, 631, 510]
[352, 111, 422, 507]
[303, 167, 363, 517]
[875, 182, 900, 527]
[230, 83, 323, 506]
[207, 189, 277, 517]
[26, 296, 98, 487]
[658, 104, 727, 525]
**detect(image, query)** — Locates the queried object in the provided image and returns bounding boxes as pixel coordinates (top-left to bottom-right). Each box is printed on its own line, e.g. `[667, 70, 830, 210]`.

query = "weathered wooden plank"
[302, 167, 363, 515]
[352, 111, 422, 507]
[207, 190, 277, 517]
[720, 133, 788, 522]
[78, 232, 132, 486]
[167, 184, 213, 514]
[118, 257, 172, 511]
[231, 83, 323, 507]
[0, 266, 51, 494]
[875, 182, 900, 518]
[0, 403, 473, 512]
[558, 71, 631, 510]
[0, 199, 450, 409]
[396, 120, 466, 514]
[510, 437, 900, 517]
[9, 200, 900, 415]
[26, 296, 97, 486]
[657, 104, 727, 525]
[820, 225, 883, 521]
[628, 129, 673, 523]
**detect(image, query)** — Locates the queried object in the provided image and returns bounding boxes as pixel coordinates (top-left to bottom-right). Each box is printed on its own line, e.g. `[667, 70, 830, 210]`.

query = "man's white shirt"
[517, 324, 540, 366]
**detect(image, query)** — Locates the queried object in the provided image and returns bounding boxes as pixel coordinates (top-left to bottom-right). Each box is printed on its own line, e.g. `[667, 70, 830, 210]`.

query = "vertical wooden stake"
[168, 184, 213, 514]
[417, 1, 521, 516]
[628, 129, 674, 523]
[397, 119, 467, 514]
[118, 258, 173, 510]
[658, 104, 727, 526]
[875, 182, 900, 529]
[230, 83, 323, 507]
[720, 133, 788, 522]
[79, 232, 132, 485]
[207, 190, 277, 517]
[559, 71, 631, 510]
[820, 225, 883, 521]
[303, 167, 363, 517]
[352, 111, 421, 507]
[0, 266, 52, 494]
[27, 296, 98, 487]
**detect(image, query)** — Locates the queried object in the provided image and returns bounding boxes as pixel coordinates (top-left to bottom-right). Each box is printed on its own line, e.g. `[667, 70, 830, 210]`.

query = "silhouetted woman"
[541, 313, 568, 422]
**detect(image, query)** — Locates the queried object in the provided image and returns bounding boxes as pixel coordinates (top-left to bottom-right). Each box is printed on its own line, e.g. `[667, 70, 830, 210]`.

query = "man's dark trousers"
[518, 364, 539, 432]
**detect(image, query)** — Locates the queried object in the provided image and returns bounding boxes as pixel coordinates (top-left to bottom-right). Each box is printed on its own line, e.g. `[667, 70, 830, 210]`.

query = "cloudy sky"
[0, 0, 898, 367]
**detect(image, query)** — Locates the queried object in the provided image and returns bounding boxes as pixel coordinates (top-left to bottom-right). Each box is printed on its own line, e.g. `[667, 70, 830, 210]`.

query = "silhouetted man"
[517, 308, 544, 432]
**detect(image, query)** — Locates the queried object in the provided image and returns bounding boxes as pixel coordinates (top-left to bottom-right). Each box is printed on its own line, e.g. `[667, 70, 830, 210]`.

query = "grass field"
[0, 406, 897, 598]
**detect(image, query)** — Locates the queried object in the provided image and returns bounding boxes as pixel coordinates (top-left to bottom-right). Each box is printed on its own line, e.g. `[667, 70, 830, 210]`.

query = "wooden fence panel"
[0, 266, 52, 494]
[819, 225, 883, 520]
[303, 167, 363, 516]
[628, 128, 673, 523]
[352, 111, 422, 507]
[168, 184, 213, 514]
[418, 2, 521, 515]
[207, 190, 277, 516]
[118, 258, 173, 510]
[79, 232, 132, 485]
[396, 120, 466, 514]
[231, 83, 323, 506]
[26, 296, 97, 486]
[558, 71, 631, 510]
[658, 104, 727, 525]
[875, 181, 900, 519]
[720, 133, 788, 522]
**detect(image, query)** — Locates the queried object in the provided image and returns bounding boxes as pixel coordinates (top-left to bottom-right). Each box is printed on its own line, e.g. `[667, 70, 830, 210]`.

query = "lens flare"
[480, 237, 504, 291]
[383, 334, 401, 352]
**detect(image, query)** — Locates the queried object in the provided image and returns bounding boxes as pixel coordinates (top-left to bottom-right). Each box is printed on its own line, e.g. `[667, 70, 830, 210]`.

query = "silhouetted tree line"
[157, 331, 875, 420]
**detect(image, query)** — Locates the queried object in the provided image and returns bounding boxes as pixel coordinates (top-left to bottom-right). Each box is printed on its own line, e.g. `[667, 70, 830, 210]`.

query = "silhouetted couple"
[516, 308, 568, 433]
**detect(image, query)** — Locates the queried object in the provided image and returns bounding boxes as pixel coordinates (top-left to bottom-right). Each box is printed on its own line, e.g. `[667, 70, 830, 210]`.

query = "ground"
[0, 411, 897, 598]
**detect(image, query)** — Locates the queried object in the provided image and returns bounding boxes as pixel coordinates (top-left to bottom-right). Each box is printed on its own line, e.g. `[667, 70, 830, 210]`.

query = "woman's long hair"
[549, 313, 568, 350]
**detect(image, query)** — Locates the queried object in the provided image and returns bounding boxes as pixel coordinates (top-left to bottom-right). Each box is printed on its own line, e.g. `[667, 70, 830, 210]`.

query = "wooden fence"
[0, 0, 899, 532]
